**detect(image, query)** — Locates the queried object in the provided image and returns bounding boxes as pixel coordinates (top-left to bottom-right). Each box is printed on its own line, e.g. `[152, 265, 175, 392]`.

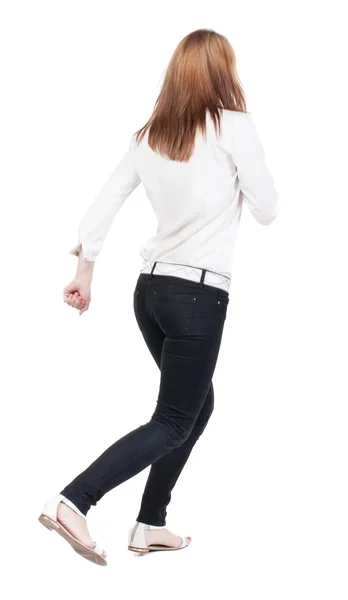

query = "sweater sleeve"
[230, 113, 279, 225]
[69, 134, 141, 262]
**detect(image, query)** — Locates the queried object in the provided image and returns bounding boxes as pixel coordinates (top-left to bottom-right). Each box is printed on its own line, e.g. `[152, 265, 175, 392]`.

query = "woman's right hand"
[63, 276, 91, 315]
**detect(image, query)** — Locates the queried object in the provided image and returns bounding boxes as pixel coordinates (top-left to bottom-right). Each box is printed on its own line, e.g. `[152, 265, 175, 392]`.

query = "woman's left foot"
[57, 502, 107, 558]
[39, 494, 107, 566]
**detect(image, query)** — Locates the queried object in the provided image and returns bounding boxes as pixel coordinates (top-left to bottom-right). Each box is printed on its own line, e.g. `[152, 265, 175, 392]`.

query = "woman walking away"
[39, 28, 279, 566]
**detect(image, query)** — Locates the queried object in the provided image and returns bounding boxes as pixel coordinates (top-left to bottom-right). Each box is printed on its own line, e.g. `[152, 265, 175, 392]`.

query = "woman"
[39, 28, 279, 566]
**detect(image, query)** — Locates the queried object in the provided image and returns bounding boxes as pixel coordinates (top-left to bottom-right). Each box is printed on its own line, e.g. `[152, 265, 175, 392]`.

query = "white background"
[1, 1, 347, 598]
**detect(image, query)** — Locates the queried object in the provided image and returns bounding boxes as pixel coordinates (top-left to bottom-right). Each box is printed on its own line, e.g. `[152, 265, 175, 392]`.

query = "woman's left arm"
[70, 134, 141, 263]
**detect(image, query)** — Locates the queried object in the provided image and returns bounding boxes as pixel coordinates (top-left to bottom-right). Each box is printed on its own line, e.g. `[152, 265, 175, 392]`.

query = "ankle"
[138, 520, 166, 529]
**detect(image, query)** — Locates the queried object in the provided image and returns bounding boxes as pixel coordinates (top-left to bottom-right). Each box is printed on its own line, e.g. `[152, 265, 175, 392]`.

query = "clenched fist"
[63, 277, 91, 315]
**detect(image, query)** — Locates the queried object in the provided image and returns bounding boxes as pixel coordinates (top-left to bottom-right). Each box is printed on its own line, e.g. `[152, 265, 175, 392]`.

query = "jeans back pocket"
[152, 289, 198, 335]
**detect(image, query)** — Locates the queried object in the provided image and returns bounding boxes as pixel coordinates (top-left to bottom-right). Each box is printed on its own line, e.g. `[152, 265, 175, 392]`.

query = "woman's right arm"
[230, 112, 280, 225]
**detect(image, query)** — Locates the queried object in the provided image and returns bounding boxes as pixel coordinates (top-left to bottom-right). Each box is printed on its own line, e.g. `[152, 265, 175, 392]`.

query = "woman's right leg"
[132, 305, 215, 526]
[135, 384, 214, 526]
[59, 278, 227, 517]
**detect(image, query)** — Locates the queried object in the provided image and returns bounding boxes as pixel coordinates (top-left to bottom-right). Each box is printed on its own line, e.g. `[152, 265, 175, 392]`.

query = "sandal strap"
[41, 494, 86, 522]
[93, 543, 104, 556]
[128, 522, 147, 548]
[59, 495, 86, 519]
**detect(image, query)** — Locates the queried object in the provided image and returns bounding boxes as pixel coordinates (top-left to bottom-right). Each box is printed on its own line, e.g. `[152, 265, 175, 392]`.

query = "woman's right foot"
[129, 521, 191, 551]
[144, 527, 191, 549]
[57, 502, 107, 558]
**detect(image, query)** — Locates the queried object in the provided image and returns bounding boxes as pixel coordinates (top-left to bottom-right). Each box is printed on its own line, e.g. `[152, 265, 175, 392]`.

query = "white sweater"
[70, 109, 279, 279]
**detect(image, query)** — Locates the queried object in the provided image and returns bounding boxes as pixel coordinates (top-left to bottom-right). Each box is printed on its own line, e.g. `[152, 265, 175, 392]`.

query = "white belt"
[140, 260, 231, 292]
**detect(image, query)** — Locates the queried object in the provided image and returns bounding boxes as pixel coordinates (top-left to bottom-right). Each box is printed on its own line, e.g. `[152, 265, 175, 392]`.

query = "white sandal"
[38, 494, 107, 567]
[128, 521, 191, 553]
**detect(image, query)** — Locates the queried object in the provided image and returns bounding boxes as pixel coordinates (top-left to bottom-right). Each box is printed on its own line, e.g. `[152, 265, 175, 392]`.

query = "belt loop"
[150, 261, 157, 277]
[199, 268, 206, 287]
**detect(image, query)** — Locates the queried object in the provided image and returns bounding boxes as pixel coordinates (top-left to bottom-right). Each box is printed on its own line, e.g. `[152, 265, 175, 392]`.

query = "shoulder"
[215, 110, 254, 153]
[129, 132, 138, 150]
[218, 110, 261, 152]
[221, 109, 256, 131]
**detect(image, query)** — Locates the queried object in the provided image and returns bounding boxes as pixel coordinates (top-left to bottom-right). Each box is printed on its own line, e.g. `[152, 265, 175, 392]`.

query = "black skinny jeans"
[60, 273, 229, 526]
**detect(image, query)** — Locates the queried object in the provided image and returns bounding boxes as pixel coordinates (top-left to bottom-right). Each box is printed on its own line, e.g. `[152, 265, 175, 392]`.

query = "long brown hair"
[135, 29, 247, 162]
